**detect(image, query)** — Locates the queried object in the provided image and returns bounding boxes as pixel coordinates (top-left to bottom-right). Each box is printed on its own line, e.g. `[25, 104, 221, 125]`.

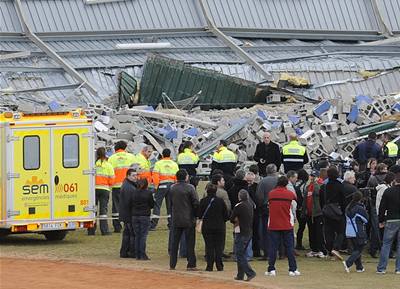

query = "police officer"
[177, 141, 200, 187]
[108, 141, 136, 233]
[211, 140, 237, 182]
[382, 133, 399, 166]
[151, 148, 179, 230]
[88, 147, 114, 236]
[281, 133, 309, 173]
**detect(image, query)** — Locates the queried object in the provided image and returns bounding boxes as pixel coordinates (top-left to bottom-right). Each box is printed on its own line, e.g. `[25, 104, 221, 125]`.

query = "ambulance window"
[23, 136, 40, 170]
[63, 134, 79, 168]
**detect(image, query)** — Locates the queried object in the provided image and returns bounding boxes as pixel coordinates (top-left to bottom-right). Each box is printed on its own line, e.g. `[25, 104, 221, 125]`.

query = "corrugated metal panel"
[311, 70, 400, 99]
[0, 57, 58, 70]
[266, 56, 400, 72]
[0, 39, 38, 51]
[138, 55, 258, 106]
[61, 51, 242, 69]
[21, 0, 206, 33]
[0, 0, 23, 33]
[377, 0, 400, 33]
[44, 36, 226, 52]
[193, 63, 262, 82]
[204, 0, 380, 32]
[0, 70, 96, 103]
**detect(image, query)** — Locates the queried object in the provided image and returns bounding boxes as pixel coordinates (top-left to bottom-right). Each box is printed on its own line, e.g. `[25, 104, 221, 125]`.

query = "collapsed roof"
[1, 0, 400, 108]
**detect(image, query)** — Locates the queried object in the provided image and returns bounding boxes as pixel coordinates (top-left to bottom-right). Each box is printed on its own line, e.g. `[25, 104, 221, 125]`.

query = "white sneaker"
[265, 270, 276, 277]
[316, 252, 326, 258]
[356, 268, 365, 273]
[342, 261, 350, 273]
[289, 270, 301, 276]
[376, 270, 386, 274]
[306, 251, 315, 258]
[395, 271, 400, 275]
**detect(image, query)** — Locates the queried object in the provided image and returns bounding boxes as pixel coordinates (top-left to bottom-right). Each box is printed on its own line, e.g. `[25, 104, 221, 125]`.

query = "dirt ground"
[0, 258, 254, 289]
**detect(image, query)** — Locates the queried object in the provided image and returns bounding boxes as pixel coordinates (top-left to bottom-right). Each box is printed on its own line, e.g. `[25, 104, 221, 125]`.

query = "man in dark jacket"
[253, 132, 281, 176]
[377, 174, 400, 274]
[230, 189, 256, 281]
[169, 169, 199, 270]
[366, 163, 388, 257]
[320, 166, 346, 260]
[255, 164, 279, 258]
[119, 167, 139, 258]
[353, 132, 382, 171]
[228, 169, 249, 208]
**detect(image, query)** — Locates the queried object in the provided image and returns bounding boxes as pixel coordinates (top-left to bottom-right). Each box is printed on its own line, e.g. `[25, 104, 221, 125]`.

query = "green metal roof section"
[138, 55, 259, 107]
[118, 71, 137, 107]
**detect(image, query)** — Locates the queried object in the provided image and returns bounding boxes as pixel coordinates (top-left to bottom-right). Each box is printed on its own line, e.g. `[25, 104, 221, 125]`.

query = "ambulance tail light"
[4, 111, 13, 118]
[12, 225, 28, 233]
[80, 221, 94, 229]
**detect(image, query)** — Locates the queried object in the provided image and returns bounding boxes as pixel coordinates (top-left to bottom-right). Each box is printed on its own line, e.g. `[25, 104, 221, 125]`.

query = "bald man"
[253, 132, 281, 176]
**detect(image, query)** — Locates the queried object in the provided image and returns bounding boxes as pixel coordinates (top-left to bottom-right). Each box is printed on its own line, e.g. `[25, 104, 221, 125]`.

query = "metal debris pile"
[80, 93, 400, 173]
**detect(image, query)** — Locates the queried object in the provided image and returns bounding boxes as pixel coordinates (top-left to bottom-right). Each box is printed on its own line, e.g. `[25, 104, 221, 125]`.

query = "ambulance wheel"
[44, 231, 67, 241]
[0, 229, 10, 239]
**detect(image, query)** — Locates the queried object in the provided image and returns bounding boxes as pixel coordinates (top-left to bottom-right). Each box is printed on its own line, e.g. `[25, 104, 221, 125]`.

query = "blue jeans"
[268, 230, 297, 272]
[232, 234, 252, 261]
[234, 233, 255, 279]
[246, 238, 253, 260]
[377, 221, 400, 272]
[368, 204, 381, 254]
[151, 184, 172, 228]
[258, 213, 269, 257]
[132, 216, 150, 259]
[345, 238, 365, 270]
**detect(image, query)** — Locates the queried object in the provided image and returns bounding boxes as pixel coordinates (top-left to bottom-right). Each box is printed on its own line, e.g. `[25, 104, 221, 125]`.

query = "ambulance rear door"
[7, 127, 52, 223]
[52, 125, 95, 223]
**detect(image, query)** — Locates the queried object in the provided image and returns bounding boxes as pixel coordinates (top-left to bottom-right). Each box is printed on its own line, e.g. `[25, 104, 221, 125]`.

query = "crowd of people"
[91, 130, 400, 281]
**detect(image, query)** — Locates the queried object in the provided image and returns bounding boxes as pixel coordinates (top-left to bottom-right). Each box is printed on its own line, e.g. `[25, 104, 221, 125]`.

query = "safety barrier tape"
[0, 215, 171, 223]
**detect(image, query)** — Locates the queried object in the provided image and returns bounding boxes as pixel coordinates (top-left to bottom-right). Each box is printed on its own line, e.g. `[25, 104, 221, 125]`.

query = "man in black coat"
[119, 166, 139, 258]
[169, 169, 200, 270]
[353, 132, 382, 171]
[228, 170, 249, 208]
[253, 132, 281, 176]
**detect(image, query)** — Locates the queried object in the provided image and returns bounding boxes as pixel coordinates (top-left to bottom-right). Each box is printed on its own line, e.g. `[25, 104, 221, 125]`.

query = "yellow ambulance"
[0, 110, 95, 240]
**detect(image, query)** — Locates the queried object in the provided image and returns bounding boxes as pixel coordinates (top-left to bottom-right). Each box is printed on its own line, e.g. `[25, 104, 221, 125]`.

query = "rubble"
[79, 93, 400, 173]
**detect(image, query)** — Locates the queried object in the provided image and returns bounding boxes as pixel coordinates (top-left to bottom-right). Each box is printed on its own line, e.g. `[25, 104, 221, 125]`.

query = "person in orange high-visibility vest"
[132, 145, 154, 185]
[88, 147, 114, 236]
[151, 148, 179, 230]
[108, 141, 136, 233]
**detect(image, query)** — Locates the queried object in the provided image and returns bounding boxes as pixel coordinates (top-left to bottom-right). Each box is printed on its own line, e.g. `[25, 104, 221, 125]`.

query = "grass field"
[1, 216, 398, 289]
[0, 183, 398, 289]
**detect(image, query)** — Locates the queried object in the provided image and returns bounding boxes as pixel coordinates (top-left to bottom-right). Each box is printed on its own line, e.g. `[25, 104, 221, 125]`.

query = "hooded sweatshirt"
[345, 202, 368, 241]
[375, 184, 389, 214]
